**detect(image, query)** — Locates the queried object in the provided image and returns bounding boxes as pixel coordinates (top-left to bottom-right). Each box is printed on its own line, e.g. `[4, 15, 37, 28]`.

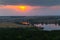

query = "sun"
[17, 5, 32, 12]
[19, 6, 26, 11]
[18, 5, 28, 12]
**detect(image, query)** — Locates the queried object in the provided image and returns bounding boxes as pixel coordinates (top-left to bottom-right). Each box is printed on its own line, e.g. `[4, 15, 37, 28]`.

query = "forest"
[0, 27, 60, 40]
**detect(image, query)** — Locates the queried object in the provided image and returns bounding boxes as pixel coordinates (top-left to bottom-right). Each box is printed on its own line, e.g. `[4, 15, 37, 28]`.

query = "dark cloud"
[0, 0, 60, 6]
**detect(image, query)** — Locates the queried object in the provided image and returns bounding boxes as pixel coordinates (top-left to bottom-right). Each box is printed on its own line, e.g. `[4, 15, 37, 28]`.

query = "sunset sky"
[0, 0, 60, 16]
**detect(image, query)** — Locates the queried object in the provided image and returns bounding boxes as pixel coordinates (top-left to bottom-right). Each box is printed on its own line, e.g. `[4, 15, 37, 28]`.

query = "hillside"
[0, 28, 60, 40]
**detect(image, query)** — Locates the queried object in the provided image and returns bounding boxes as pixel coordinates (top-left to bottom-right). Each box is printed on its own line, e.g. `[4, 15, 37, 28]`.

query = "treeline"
[0, 27, 60, 40]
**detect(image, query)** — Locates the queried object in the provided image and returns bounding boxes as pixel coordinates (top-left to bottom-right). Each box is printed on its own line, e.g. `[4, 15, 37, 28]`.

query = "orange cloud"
[0, 5, 32, 13]
[0, 5, 45, 13]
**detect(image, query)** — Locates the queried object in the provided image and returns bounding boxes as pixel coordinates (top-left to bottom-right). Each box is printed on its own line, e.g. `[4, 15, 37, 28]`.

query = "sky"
[0, 0, 60, 16]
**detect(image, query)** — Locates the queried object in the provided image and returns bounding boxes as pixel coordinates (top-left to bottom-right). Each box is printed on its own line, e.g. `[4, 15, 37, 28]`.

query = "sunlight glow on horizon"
[0, 5, 60, 16]
[0, 5, 33, 12]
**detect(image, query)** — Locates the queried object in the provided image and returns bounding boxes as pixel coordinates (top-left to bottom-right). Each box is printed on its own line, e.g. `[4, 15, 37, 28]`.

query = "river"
[34, 24, 60, 30]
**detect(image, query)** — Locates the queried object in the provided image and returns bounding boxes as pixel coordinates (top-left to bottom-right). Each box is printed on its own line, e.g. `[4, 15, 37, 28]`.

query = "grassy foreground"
[0, 27, 60, 40]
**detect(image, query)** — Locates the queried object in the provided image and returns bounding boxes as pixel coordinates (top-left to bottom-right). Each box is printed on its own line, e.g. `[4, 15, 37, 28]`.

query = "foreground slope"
[0, 28, 60, 40]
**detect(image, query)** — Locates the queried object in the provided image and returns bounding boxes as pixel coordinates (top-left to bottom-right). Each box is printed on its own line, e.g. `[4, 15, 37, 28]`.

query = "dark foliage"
[0, 28, 60, 40]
